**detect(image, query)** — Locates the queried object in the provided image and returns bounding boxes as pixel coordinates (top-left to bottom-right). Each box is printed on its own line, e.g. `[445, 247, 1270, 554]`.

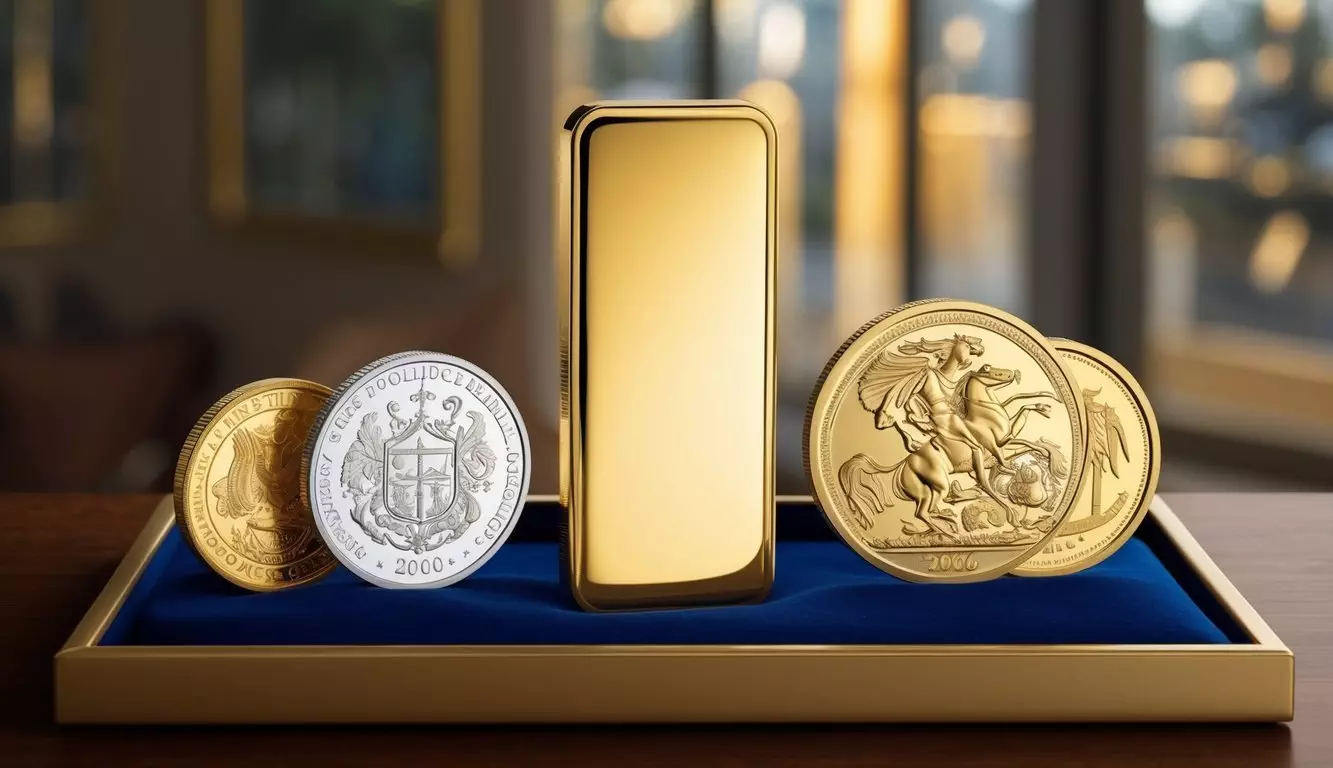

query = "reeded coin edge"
[173, 377, 337, 592]
[300, 351, 533, 590]
[1013, 339, 1161, 577]
[803, 299, 1089, 583]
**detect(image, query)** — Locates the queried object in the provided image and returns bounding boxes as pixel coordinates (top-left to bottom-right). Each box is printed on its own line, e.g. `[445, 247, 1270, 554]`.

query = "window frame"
[0, 0, 118, 248]
[1029, 0, 1333, 484]
[204, 0, 480, 267]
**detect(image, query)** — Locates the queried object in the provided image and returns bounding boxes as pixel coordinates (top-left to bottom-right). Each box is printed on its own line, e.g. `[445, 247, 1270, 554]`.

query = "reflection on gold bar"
[559, 101, 777, 611]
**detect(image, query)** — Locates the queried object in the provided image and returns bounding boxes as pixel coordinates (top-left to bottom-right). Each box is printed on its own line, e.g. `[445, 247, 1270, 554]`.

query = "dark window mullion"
[904, 0, 922, 300]
[700, 0, 718, 99]
[1029, 0, 1098, 342]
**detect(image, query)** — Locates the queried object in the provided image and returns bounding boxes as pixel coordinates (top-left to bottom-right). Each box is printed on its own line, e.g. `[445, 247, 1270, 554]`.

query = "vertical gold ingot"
[559, 101, 777, 610]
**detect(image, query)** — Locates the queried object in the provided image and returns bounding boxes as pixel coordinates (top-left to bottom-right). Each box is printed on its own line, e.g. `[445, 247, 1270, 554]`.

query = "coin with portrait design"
[1013, 339, 1160, 576]
[302, 351, 531, 589]
[805, 299, 1089, 582]
[174, 378, 337, 591]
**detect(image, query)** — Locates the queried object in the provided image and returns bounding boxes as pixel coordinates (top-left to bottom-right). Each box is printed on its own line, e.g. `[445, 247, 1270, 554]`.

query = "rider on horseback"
[841, 334, 1060, 537]
[858, 335, 984, 460]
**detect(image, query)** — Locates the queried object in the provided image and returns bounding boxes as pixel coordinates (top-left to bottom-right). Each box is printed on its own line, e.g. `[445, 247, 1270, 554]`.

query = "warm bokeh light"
[1149, 208, 1199, 337]
[1177, 59, 1237, 107]
[1315, 58, 1333, 101]
[836, 0, 905, 336]
[757, 2, 806, 80]
[1148, 0, 1333, 456]
[941, 14, 986, 70]
[1249, 210, 1309, 294]
[13, 0, 55, 149]
[1159, 136, 1233, 179]
[602, 0, 695, 41]
[1248, 155, 1292, 197]
[1263, 0, 1305, 33]
[919, 94, 1029, 139]
[1256, 43, 1293, 87]
[1153, 208, 1198, 255]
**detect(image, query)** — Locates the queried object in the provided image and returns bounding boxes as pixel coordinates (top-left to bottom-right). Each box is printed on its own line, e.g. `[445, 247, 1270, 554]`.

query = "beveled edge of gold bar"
[557, 100, 779, 612]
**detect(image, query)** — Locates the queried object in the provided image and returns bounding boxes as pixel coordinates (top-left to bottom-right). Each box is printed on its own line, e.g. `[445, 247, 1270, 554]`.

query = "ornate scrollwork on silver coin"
[303, 351, 531, 589]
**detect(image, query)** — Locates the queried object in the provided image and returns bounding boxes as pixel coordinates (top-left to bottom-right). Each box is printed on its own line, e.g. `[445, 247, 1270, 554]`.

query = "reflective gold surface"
[559, 101, 776, 610]
[806, 299, 1088, 582]
[174, 378, 336, 591]
[1015, 340, 1161, 576]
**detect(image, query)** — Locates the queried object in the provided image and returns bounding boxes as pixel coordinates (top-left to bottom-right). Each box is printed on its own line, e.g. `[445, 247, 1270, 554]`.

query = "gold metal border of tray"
[55, 495, 1293, 723]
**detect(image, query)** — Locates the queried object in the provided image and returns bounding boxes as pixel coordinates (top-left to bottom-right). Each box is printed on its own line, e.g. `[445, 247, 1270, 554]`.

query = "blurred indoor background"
[1, 0, 1330, 494]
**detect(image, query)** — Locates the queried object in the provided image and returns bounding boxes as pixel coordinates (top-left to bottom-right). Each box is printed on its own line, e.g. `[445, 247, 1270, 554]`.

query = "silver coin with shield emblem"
[302, 351, 531, 588]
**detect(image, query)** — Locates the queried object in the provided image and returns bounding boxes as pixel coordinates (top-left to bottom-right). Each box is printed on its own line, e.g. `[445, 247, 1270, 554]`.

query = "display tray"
[56, 495, 1293, 723]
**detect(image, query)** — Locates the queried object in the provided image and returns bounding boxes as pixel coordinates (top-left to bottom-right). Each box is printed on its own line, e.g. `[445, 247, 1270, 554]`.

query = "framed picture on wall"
[0, 0, 114, 248]
[205, 0, 479, 265]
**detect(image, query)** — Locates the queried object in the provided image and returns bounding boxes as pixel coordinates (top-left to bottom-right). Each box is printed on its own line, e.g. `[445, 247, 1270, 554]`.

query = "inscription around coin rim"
[1014, 340, 1159, 576]
[805, 300, 1088, 583]
[301, 351, 531, 590]
[174, 379, 336, 591]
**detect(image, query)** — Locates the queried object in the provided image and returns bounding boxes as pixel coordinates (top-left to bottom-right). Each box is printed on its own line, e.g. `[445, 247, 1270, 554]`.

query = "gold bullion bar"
[558, 101, 777, 611]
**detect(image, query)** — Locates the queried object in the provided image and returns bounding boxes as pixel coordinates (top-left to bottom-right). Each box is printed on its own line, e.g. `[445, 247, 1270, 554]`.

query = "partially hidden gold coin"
[1013, 340, 1161, 576]
[174, 378, 337, 591]
[805, 299, 1089, 582]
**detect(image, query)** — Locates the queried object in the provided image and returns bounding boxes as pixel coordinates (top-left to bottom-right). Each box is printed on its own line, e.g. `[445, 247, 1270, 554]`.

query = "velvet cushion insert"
[101, 503, 1235, 647]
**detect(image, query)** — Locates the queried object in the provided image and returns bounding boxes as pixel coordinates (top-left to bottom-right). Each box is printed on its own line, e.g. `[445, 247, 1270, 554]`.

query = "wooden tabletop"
[1, 493, 1329, 767]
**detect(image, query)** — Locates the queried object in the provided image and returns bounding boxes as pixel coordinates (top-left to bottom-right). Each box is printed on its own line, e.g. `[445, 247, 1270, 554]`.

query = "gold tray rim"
[55, 494, 1294, 723]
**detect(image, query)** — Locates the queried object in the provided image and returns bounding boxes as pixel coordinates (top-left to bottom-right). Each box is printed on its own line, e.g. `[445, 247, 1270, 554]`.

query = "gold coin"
[174, 378, 337, 591]
[805, 299, 1088, 582]
[1013, 340, 1160, 576]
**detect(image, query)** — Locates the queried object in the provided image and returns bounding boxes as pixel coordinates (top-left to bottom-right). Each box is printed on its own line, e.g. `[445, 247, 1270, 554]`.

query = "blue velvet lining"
[100, 502, 1237, 647]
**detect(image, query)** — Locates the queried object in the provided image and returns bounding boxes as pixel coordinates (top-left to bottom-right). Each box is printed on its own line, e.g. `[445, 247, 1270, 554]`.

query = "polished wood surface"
[1, 493, 1328, 766]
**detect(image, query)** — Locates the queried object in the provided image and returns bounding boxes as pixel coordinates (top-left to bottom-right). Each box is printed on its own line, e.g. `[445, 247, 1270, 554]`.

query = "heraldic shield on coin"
[174, 378, 337, 591]
[806, 300, 1088, 582]
[1014, 339, 1161, 577]
[303, 351, 531, 589]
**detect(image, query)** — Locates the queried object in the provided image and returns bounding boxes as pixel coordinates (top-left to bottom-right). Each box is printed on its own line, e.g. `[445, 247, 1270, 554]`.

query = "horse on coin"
[840, 362, 1059, 538]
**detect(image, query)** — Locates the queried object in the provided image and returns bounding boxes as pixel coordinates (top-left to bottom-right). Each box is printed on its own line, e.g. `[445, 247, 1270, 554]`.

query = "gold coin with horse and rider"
[1013, 340, 1160, 577]
[805, 299, 1088, 582]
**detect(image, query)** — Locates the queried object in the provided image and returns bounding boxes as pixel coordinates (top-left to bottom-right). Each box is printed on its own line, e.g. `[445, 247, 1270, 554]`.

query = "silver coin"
[302, 351, 531, 589]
